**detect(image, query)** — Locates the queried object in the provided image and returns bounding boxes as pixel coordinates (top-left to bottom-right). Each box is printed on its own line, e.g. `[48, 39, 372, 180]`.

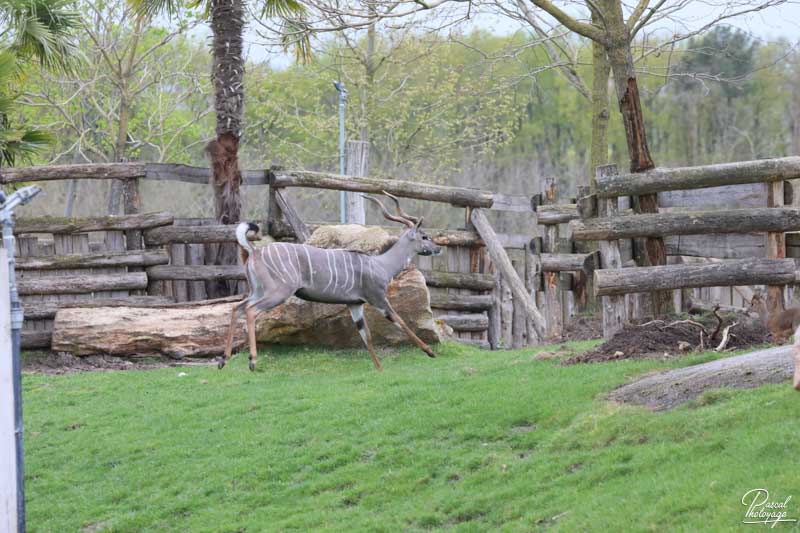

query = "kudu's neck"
[377, 231, 417, 279]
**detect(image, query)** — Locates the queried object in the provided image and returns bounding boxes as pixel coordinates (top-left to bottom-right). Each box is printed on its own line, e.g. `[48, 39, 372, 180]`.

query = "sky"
[232, 0, 800, 67]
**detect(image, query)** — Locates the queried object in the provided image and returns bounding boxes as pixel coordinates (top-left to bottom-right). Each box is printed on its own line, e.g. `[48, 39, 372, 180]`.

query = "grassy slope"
[22, 343, 800, 532]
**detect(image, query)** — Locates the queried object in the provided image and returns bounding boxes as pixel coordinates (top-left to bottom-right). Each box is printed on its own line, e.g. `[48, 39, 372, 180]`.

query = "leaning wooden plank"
[535, 204, 579, 225]
[271, 170, 494, 208]
[273, 189, 311, 243]
[0, 162, 146, 183]
[16, 212, 174, 234]
[571, 207, 800, 241]
[147, 265, 244, 281]
[429, 293, 494, 311]
[439, 313, 489, 332]
[419, 270, 495, 291]
[470, 208, 545, 340]
[17, 249, 168, 270]
[18, 272, 148, 296]
[597, 156, 800, 198]
[594, 258, 798, 297]
[23, 296, 174, 320]
[608, 345, 794, 411]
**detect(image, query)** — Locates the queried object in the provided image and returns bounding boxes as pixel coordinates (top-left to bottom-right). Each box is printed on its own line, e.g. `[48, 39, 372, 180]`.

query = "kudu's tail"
[235, 222, 260, 263]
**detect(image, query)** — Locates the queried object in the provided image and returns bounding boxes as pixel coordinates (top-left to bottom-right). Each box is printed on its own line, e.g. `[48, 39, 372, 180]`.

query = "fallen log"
[594, 258, 798, 297]
[16, 212, 173, 234]
[18, 272, 148, 296]
[608, 345, 794, 410]
[53, 269, 444, 357]
[21, 330, 52, 349]
[686, 298, 747, 316]
[596, 156, 800, 198]
[17, 249, 168, 270]
[571, 207, 800, 241]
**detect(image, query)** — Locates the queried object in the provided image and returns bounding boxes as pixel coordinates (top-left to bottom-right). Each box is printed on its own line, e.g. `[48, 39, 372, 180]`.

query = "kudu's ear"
[415, 216, 424, 229]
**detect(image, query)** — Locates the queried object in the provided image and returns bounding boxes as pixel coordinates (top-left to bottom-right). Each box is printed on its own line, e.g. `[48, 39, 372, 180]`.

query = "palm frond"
[0, 126, 52, 166]
[261, 0, 305, 19]
[129, 0, 184, 20]
[279, 19, 313, 64]
[3, 0, 81, 73]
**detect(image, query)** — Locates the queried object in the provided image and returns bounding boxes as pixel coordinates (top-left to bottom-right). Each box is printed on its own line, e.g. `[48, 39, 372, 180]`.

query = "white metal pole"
[334, 81, 348, 224]
[0, 248, 18, 532]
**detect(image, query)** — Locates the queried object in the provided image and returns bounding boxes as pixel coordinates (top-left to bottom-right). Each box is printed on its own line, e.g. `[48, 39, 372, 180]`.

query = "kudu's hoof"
[217, 359, 226, 370]
[249, 361, 256, 372]
[425, 350, 436, 358]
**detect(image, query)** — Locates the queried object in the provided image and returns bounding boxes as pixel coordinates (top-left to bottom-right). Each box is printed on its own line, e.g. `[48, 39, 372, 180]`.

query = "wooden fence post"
[595, 165, 626, 339]
[345, 141, 369, 224]
[540, 177, 563, 339]
[767, 180, 786, 314]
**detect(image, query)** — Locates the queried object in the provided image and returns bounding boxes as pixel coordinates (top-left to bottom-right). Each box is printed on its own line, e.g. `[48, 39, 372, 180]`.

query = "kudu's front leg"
[381, 303, 436, 358]
[348, 304, 383, 371]
[219, 299, 248, 369]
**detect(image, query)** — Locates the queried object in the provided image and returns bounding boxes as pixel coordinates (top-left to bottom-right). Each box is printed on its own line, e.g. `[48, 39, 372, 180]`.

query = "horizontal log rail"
[596, 156, 800, 198]
[17, 249, 168, 270]
[571, 208, 800, 241]
[430, 293, 494, 311]
[19, 272, 148, 295]
[535, 204, 579, 225]
[0, 162, 147, 183]
[17, 212, 174, 234]
[439, 313, 489, 332]
[419, 270, 495, 291]
[146, 265, 244, 281]
[21, 330, 51, 349]
[271, 170, 494, 208]
[144, 224, 262, 246]
[541, 252, 598, 273]
[23, 296, 173, 319]
[594, 258, 798, 297]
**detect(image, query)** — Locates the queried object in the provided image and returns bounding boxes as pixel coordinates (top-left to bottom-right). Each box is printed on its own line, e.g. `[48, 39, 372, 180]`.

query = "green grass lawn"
[22, 342, 800, 532]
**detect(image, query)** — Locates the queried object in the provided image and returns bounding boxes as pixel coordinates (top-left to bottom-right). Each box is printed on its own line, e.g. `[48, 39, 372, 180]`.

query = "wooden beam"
[541, 252, 598, 273]
[491, 193, 534, 212]
[18, 272, 148, 295]
[271, 170, 494, 208]
[145, 163, 268, 185]
[146, 265, 245, 281]
[597, 156, 800, 198]
[658, 182, 768, 209]
[439, 313, 489, 332]
[572, 207, 800, 241]
[429, 293, 494, 311]
[0, 162, 146, 183]
[21, 330, 51, 349]
[17, 249, 168, 270]
[664, 233, 765, 259]
[144, 224, 262, 246]
[16, 212, 173, 234]
[596, 165, 627, 340]
[419, 270, 495, 291]
[535, 204, 579, 225]
[767, 181, 786, 315]
[470, 208, 545, 340]
[594, 258, 798, 297]
[23, 296, 173, 320]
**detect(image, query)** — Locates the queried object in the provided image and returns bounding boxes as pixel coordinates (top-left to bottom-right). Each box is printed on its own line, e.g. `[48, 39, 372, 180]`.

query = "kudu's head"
[748, 292, 768, 321]
[363, 192, 442, 257]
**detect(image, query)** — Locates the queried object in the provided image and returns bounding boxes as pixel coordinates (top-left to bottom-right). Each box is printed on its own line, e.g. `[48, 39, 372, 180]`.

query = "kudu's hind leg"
[242, 288, 296, 372]
[219, 299, 248, 369]
[348, 304, 382, 371]
[380, 303, 435, 358]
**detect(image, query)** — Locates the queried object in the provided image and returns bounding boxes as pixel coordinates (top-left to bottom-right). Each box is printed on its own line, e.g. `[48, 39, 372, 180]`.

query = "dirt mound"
[22, 351, 213, 375]
[561, 315, 603, 342]
[563, 311, 770, 365]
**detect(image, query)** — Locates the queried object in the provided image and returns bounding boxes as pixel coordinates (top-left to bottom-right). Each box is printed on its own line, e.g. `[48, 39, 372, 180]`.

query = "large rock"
[306, 224, 392, 254]
[256, 267, 446, 348]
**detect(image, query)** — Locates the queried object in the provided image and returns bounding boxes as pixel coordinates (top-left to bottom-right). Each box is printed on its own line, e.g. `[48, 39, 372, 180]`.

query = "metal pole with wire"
[334, 81, 348, 224]
[1, 185, 43, 533]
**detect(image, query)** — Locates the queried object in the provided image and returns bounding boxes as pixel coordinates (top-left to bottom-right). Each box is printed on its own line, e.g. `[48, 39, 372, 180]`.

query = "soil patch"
[563, 311, 770, 365]
[22, 351, 214, 375]
[561, 315, 603, 342]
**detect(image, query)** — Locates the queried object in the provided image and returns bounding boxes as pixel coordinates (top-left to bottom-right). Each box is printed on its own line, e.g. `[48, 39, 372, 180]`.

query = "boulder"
[306, 224, 392, 254]
[256, 267, 446, 348]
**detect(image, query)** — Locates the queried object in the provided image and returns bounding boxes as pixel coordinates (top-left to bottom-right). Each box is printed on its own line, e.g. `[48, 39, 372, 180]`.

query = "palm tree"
[133, 0, 308, 296]
[0, 0, 80, 165]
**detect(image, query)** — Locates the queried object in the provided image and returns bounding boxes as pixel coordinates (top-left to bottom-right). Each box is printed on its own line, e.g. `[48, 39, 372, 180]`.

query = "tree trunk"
[603, 2, 669, 316]
[206, 0, 246, 298]
[589, 18, 610, 186]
